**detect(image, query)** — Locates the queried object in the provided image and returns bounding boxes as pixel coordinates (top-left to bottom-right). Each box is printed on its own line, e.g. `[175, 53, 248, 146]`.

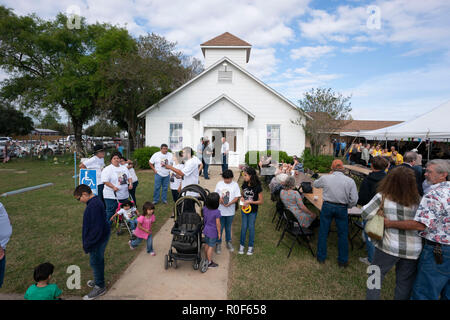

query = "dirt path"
[102, 165, 240, 300]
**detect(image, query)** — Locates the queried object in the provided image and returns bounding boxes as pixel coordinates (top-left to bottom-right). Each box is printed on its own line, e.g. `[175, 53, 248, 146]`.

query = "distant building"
[31, 128, 60, 136]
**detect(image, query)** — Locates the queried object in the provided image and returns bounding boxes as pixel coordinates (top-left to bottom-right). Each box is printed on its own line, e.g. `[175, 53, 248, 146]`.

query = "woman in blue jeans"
[239, 167, 263, 256]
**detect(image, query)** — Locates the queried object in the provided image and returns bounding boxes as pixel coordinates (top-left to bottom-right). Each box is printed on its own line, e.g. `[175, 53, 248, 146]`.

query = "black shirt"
[242, 182, 263, 213]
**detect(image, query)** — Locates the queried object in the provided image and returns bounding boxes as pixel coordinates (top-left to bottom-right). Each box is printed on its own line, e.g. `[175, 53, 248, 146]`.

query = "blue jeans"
[240, 211, 257, 247]
[317, 202, 349, 264]
[127, 219, 137, 231]
[0, 254, 5, 288]
[203, 162, 209, 179]
[129, 181, 139, 206]
[218, 215, 234, 243]
[97, 184, 105, 206]
[105, 198, 127, 226]
[411, 242, 450, 300]
[153, 174, 170, 204]
[363, 220, 375, 263]
[131, 234, 154, 253]
[89, 232, 110, 288]
[222, 154, 228, 173]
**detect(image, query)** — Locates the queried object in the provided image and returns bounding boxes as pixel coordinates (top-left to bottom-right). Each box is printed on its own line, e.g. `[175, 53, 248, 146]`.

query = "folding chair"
[276, 208, 315, 258]
[348, 215, 365, 251]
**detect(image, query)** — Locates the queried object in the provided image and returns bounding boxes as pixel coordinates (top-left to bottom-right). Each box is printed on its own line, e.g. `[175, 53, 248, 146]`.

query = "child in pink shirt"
[129, 202, 156, 255]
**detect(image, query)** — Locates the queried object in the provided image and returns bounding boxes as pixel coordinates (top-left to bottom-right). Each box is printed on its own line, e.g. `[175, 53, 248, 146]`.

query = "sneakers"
[238, 245, 245, 255]
[247, 247, 254, 255]
[128, 240, 135, 250]
[150, 252, 156, 256]
[226, 241, 234, 252]
[215, 244, 222, 254]
[83, 286, 107, 300]
[208, 261, 219, 268]
[359, 257, 370, 266]
[87, 280, 95, 288]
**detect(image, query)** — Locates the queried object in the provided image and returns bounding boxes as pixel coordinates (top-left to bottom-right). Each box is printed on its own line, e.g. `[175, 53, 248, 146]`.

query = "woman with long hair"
[238, 167, 263, 255]
[362, 166, 422, 300]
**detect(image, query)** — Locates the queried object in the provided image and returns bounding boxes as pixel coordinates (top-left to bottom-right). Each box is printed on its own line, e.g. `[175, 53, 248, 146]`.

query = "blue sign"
[79, 169, 98, 195]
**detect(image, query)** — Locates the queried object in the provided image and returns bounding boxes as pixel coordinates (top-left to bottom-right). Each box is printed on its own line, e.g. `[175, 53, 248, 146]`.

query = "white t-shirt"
[82, 156, 105, 185]
[117, 207, 137, 221]
[101, 164, 131, 200]
[215, 180, 241, 216]
[149, 151, 173, 177]
[181, 156, 201, 196]
[170, 163, 184, 190]
[221, 142, 230, 154]
[128, 167, 138, 183]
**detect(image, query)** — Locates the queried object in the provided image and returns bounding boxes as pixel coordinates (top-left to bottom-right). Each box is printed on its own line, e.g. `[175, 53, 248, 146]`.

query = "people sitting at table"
[357, 156, 389, 266]
[280, 176, 317, 229]
[313, 159, 358, 268]
[362, 166, 422, 300]
[293, 156, 304, 173]
[269, 173, 289, 200]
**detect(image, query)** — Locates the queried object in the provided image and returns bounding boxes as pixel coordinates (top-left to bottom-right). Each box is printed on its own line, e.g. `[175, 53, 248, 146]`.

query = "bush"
[300, 148, 334, 173]
[132, 146, 165, 169]
[245, 150, 294, 169]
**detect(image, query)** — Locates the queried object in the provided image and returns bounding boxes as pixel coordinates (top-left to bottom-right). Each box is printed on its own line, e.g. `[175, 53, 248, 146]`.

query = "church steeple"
[200, 32, 252, 68]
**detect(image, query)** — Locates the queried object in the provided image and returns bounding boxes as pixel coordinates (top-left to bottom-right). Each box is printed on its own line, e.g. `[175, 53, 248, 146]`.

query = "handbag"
[365, 195, 385, 241]
[301, 182, 313, 194]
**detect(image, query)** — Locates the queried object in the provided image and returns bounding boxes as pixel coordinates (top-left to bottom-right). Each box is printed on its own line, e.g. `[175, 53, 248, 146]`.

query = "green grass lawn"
[228, 183, 397, 300]
[0, 157, 171, 298]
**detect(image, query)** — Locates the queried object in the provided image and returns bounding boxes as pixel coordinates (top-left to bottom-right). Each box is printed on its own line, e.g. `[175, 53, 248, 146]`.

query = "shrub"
[300, 149, 334, 173]
[132, 146, 168, 169]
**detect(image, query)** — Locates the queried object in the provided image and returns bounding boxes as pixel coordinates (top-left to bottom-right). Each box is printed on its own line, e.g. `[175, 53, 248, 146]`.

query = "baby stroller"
[111, 193, 137, 240]
[164, 184, 209, 272]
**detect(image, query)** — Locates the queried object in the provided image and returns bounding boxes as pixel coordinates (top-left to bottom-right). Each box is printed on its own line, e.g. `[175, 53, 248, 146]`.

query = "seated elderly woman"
[280, 176, 317, 228]
[269, 173, 289, 199]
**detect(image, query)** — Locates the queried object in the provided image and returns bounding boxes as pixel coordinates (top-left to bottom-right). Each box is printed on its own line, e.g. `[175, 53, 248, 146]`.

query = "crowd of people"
[0, 136, 448, 300]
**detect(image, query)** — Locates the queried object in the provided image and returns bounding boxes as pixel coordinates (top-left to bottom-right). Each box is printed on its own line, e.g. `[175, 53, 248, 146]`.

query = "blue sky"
[1, 0, 450, 121]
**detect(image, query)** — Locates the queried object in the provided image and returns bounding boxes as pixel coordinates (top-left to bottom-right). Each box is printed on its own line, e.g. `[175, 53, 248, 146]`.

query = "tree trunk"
[72, 117, 84, 157]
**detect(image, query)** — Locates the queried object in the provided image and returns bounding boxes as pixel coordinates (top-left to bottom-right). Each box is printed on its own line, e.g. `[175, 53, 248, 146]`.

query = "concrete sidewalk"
[102, 166, 240, 300]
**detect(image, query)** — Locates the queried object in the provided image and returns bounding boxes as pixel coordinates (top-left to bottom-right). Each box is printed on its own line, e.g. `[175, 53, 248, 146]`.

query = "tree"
[292, 88, 352, 156]
[84, 119, 120, 137]
[0, 101, 33, 136]
[0, 6, 134, 155]
[98, 33, 203, 152]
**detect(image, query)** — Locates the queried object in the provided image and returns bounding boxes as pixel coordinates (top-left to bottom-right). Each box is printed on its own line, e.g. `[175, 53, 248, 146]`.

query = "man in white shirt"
[80, 145, 105, 205]
[221, 137, 230, 173]
[165, 147, 203, 211]
[149, 144, 173, 205]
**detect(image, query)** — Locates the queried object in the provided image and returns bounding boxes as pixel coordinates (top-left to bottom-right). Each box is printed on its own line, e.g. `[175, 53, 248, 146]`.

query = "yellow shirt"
[372, 150, 382, 157]
[395, 153, 403, 165]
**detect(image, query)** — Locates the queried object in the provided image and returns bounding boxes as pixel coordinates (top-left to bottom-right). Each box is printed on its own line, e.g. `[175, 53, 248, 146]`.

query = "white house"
[138, 32, 309, 167]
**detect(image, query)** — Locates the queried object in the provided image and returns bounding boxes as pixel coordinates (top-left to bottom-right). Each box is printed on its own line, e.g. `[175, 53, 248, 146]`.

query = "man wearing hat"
[80, 145, 106, 206]
[313, 159, 358, 268]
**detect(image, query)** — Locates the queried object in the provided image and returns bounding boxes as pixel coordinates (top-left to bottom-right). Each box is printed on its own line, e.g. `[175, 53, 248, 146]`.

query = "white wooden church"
[138, 32, 309, 167]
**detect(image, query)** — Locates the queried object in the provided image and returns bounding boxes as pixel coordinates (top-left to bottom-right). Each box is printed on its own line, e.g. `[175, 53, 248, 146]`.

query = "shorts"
[204, 236, 217, 247]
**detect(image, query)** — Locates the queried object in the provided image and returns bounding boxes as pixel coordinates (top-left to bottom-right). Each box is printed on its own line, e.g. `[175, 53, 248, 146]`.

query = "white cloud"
[246, 48, 279, 79]
[341, 46, 375, 53]
[290, 45, 335, 61]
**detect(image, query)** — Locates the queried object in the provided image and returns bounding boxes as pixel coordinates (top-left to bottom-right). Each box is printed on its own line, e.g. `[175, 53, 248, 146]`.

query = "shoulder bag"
[364, 195, 385, 241]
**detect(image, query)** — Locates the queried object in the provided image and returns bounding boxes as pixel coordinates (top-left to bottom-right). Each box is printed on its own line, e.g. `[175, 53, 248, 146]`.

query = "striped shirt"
[361, 193, 422, 260]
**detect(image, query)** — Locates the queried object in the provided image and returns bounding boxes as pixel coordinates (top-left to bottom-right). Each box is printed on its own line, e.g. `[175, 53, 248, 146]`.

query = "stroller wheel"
[193, 262, 199, 270]
[164, 254, 169, 270]
[200, 258, 208, 273]
[173, 259, 178, 269]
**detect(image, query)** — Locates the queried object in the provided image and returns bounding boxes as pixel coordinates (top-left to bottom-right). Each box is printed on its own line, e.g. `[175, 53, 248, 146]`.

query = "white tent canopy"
[341, 100, 450, 141]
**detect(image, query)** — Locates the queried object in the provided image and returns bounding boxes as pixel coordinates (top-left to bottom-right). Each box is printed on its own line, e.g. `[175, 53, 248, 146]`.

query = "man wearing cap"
[313, 159, 358, 268]
[80, 145, 106, 206]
